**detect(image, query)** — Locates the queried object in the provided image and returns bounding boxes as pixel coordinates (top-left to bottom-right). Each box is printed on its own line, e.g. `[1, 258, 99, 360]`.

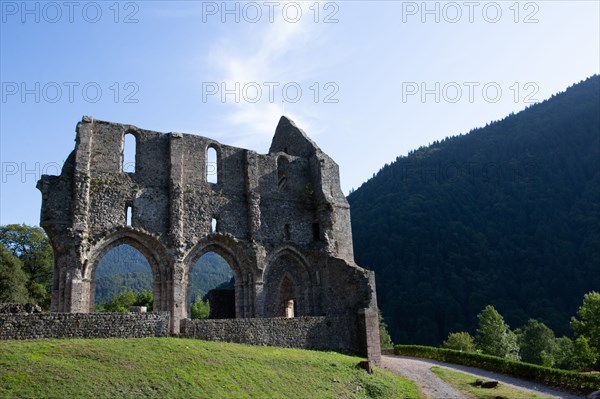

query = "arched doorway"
[263, 249, 313, 317]
[187, 251, 234, 319]
[183, 239, 252, 320]
[93, 244, 153, 312]
[84, 230, 170, 313]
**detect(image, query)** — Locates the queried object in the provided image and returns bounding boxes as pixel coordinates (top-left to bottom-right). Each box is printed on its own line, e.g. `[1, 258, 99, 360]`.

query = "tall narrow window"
[123, 133, 136, 173]
[312, 222, 320, 241]
[277, 157, 288, 189]
[211, 218, 218, 233]
[284, 224, 291, 240]
[206, 146, 218, 184]
[126, 206, 132, 226]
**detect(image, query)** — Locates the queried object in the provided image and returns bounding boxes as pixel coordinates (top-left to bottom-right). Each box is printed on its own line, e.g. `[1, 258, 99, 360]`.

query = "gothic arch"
[183, 236, 255, 318]
[84, 228, 171, 312]
[263, 246, 314, 317]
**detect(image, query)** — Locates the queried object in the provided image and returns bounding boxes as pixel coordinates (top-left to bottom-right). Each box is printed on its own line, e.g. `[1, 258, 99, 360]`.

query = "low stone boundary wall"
[0, 312, 170, 340]
[0, 303, 43, 314]
[180, 316, 361, 354]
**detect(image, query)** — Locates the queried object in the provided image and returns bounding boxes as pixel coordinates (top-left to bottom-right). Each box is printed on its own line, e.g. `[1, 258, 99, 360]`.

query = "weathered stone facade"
[37, 115, 380, 361]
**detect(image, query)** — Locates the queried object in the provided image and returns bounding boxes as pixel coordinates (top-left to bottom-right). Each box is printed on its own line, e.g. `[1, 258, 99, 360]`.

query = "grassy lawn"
[431, 366, 554, 399]
[0, 338, 420, 399]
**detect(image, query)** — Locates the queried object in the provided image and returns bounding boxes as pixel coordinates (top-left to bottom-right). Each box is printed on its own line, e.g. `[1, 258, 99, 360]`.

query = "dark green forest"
[348, 75, 600, 346]
[94, 245, 232, 304]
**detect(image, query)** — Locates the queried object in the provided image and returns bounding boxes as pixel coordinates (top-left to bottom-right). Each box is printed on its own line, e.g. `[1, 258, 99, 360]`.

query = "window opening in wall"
[206, 146, 218, 184]
[312, 223, 320, 241]
[123, 132, 136, 173]
[211, 218, 218, 233]
[284, 224, 291, 240]
[126, 206, 132, 226]
[277, 157, 288, 189]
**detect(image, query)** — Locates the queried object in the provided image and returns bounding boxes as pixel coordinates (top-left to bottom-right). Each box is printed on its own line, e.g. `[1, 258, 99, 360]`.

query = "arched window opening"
[123, 132, 136, 173]
[277, 157, 289, 189]
[126, 206, 133, 226]
[264, 253, 310, 318]
[211, 218, 218, 233]
[93, 244, 152, 313]
[206, 146, 218, 184]
[188, 252, 235, 320]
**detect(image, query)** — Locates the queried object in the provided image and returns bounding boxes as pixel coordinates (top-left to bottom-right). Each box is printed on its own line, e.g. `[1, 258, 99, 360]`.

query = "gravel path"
[382, 355, 585, 399]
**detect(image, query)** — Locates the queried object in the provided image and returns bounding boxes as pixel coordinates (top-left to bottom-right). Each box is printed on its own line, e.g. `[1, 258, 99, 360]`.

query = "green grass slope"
[0, 338, 420, 399]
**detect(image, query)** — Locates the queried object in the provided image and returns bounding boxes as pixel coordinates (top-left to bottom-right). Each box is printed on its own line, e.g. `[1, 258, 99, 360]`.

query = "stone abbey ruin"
[31, 116, 380, 362]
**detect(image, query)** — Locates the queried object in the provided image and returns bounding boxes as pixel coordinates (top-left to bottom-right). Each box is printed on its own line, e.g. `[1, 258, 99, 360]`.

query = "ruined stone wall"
[37, 115, 381, 364]
[0, 312, 170, 340]
[180, 316, 360, 354]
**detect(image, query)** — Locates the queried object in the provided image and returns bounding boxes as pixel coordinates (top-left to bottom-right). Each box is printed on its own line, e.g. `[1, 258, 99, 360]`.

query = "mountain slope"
[95, 245, 232, 304]
[348, 75, 600, 345]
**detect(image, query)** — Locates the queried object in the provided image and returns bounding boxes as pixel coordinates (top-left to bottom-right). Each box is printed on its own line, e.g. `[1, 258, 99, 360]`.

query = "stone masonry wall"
[0, 303, 43, 314]
[0, 312, 170, 340]
[36, 116, 382, 364]
[180, 316, 360, 354]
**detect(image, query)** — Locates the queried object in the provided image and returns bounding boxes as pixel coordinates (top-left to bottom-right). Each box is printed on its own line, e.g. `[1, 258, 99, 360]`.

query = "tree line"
[441, 292, 600, 371]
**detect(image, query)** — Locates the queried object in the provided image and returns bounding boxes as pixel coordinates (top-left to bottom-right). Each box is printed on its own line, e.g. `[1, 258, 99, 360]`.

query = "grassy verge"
[431, 366, 553, 399]
[0, 338, 420, 399]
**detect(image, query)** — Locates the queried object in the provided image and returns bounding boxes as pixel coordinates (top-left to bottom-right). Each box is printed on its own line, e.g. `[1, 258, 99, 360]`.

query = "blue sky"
[1, 0, 599, 226]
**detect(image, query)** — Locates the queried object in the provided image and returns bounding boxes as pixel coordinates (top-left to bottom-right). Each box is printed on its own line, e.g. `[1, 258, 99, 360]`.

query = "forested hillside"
[95, 245, 232, 304]
[348, 75, 600, 346]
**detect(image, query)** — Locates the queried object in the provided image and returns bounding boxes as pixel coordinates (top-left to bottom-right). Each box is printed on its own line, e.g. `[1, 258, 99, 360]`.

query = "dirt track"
[382, 355, 585, 399]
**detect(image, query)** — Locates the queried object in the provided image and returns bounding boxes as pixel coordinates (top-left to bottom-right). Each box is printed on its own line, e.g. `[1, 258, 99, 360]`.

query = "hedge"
[394, 345, 600, 393]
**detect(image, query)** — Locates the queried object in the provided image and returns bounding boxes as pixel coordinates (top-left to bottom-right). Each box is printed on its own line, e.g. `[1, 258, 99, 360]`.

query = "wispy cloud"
[200, 2, 338, 147]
